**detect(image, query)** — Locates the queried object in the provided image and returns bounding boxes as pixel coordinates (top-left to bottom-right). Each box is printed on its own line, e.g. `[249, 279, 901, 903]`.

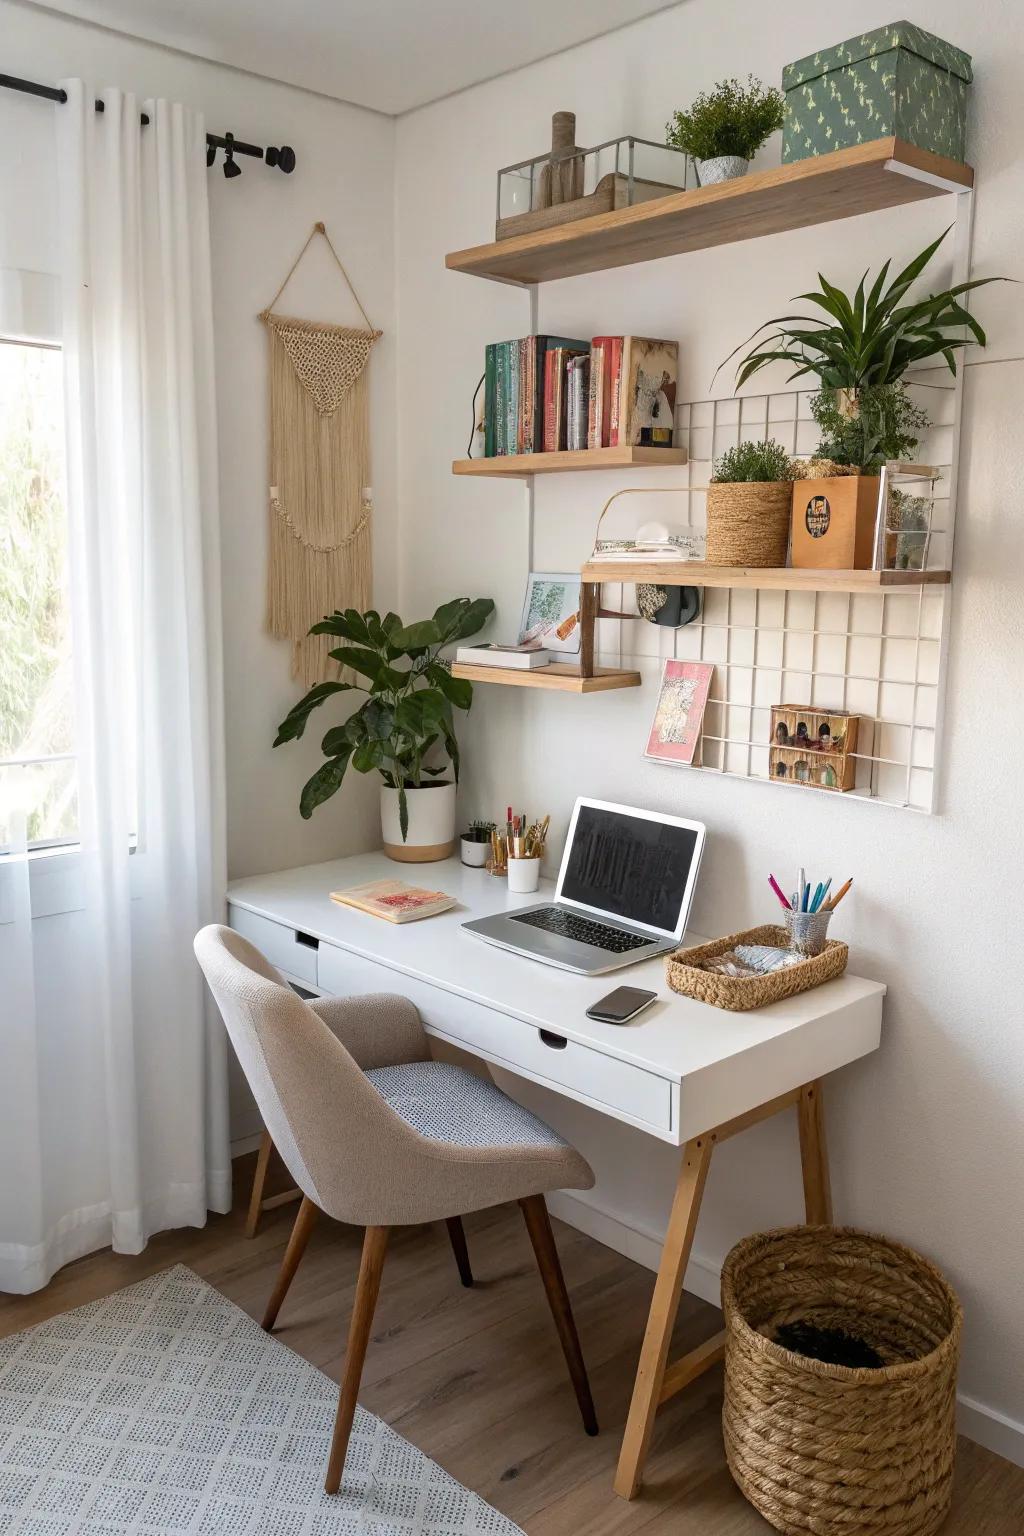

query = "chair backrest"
[194, 924, 413, 1222]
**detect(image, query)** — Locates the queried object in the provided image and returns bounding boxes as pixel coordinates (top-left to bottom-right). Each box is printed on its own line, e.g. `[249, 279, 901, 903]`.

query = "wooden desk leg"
[613, 1134, 714, 1500]
[797, 1079, 833, 1224]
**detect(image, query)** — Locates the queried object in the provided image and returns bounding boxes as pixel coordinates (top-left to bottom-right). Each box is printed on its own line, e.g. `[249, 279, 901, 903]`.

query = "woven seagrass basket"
[722, 1226, 963, 1536]
[666, 925, 848, 1011]
[706, 481, 791, 566]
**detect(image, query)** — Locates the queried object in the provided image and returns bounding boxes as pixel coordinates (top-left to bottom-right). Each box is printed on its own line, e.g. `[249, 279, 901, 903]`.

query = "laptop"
[462, 798, 706, 976]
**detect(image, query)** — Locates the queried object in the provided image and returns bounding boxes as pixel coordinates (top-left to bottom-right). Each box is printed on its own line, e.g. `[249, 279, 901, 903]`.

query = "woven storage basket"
[706, 481, 791, 566]
[722, 1226, 963, 1536]
[665, 925, 847, 1011]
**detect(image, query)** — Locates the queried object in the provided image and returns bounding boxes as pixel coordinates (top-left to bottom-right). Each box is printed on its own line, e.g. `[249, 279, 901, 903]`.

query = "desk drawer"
[316, 943, 671, 1133]
[228, 903, 320, 987]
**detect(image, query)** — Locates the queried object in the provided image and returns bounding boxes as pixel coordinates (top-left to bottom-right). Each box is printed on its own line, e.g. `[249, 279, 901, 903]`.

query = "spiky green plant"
[719, 228, 1004, 399]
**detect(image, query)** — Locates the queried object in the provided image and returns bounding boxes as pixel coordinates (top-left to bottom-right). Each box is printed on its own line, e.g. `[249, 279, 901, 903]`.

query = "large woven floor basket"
[722, 1226, 962, 1536]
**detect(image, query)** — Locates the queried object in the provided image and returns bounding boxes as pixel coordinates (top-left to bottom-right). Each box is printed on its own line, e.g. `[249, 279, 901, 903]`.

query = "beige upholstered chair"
[194, 924, 598, 1493]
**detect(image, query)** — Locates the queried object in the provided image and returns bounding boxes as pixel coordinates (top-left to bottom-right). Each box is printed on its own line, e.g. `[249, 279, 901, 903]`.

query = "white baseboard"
[547, 1190, 1024, 1470]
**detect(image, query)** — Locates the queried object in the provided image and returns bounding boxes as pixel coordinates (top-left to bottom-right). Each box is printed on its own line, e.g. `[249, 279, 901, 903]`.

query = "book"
[519, 336, 534, 455]
[330, 879, 457, 924]
[591, 336, 621, 447]
[494, 341, 508, 455]
[456, 644, 552, 670]
[535, 337, 587, 451]
[620, 337, 678, 447]
[542, 349, 558, 452]
[507, 341, 520, 458]
[484, 343, 497, 458]
[607, 336, 623, 445]
[566, 354, 590, 451]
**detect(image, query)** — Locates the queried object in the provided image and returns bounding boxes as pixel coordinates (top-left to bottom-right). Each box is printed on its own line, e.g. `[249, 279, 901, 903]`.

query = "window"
[0, 336, 77, 853]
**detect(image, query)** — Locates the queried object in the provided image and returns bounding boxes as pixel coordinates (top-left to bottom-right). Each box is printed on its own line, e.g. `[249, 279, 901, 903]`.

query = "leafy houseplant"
[666, 76, 784, 184]
[706, 438, 795, 568]
[274, 597, 494, 856]
[810, 381, 929, 471]
[721, 228, 1003, 409]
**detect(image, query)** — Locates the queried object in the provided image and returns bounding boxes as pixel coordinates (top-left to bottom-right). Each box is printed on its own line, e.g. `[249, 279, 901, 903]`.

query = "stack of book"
[482, 335, 678, 457]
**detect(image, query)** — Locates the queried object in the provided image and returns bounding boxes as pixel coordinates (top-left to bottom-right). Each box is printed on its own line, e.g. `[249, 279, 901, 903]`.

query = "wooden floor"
[3, 1153, 1023, 1534]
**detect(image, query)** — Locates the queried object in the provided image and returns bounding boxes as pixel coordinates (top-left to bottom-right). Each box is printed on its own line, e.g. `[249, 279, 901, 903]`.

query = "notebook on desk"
[462, 797, 706, 976]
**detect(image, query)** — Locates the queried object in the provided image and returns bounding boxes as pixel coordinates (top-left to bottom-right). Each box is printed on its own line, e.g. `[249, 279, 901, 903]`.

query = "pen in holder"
[784, 907, 833, 957]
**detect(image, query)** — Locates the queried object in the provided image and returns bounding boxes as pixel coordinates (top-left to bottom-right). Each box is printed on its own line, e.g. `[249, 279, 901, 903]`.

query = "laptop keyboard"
[509, 907, 650, 953]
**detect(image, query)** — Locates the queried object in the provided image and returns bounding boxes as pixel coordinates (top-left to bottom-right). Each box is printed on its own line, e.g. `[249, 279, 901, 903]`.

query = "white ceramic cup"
[506, 856, 540, 894]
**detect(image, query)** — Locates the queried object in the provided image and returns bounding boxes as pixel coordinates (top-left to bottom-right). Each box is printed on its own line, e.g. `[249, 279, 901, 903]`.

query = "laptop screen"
[559, 804, 700, 935]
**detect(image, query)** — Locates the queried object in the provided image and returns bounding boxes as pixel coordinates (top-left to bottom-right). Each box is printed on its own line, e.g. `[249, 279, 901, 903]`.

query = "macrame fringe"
[262, 312, 380, 687]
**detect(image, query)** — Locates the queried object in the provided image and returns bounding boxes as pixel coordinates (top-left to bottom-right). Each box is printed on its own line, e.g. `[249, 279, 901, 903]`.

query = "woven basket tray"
[665, 924, 848, 1011]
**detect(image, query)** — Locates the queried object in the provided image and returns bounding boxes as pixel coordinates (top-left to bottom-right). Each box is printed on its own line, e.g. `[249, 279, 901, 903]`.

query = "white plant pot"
[380, 782, 456, 863]
[696, 155, 749, 186]
[460, 836, 491, 868]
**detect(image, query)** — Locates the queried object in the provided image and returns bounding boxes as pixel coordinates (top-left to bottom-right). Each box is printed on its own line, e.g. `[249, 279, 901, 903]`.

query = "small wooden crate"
[770, 705, 859, 793]
[791, 475, 880, 569]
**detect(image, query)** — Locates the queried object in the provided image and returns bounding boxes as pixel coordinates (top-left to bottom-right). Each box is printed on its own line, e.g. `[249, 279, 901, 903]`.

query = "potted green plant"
[460, 819, 495, 868]
[718, 228, 1004, 568]
[666, 76, 784, 185]
[707, 439, 795, 567]
[274, 597, 494, 862]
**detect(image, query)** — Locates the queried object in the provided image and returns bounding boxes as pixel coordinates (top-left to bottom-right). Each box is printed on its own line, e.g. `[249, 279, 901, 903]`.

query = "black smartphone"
[585, 986, 658, 1024]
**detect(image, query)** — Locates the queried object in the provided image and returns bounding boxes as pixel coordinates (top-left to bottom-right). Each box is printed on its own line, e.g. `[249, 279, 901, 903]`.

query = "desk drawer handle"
[295, 930, 319, 950]
[539, 1029, 568, 1050]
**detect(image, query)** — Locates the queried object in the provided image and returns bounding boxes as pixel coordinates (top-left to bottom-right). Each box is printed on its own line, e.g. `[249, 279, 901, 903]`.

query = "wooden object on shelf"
[579, 559, 949, 591]
[536, 111, 585, 209]
[497, 171, 688, 241]
[770, 705, 860, 793]
[453, 445, 687, 477]
[791, 475, 881, 570]
[447, 139, 973, 286]
[450, 661, 640, 693]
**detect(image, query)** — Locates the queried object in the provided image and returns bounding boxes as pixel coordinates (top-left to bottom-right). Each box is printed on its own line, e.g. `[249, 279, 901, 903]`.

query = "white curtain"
[0, 83, 230, 1293]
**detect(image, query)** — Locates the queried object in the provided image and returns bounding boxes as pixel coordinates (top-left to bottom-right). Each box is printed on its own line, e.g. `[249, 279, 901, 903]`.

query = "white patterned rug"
[0, 1264, 523, 1535]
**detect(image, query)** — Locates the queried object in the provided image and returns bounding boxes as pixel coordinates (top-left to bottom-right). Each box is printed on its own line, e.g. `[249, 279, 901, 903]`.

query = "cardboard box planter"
[791, 476, 881, 570]
[782, 22, 972, 165]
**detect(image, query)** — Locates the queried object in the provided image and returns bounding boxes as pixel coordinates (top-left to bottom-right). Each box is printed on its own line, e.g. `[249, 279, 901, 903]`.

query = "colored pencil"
[825, 878, 853, 911]
[768, 874, 791, 910]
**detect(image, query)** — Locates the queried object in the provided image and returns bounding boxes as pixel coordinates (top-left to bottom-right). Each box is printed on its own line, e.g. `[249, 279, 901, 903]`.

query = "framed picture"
[517, 572, 582, 654]
[644, 660, 714, 767]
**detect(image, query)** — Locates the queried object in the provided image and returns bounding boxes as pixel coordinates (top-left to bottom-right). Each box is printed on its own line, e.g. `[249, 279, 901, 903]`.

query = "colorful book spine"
[484, 343, 497, 457]
[494, 342, 507, 455]
[566, 354, 590, 451]
[587, 341, 605, 449]
[607, 336, 623, 446]
[543, 350, 558, 452]
[507, 341, 519, 458]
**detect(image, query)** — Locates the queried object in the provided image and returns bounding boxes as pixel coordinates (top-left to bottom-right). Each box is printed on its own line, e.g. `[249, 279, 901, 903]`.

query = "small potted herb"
[666, 76, 784, 185]
[460, 819, 495, 868]
[707, 439, 795, 567]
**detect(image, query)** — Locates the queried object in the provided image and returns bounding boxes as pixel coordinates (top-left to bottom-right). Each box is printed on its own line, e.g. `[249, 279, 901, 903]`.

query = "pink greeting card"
[644, 660, 714, 767]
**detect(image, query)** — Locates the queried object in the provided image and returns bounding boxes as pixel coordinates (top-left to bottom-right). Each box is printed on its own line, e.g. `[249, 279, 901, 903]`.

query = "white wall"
[0, 0, 396, 884]
[395, 0, 1024, 1454]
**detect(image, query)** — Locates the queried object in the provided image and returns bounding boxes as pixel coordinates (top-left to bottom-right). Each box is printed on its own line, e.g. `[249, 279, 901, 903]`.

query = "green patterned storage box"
[782, 22, 972, 164]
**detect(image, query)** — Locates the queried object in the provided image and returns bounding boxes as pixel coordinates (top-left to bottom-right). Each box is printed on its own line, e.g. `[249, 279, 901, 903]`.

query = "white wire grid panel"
[595, 378, 956, 813]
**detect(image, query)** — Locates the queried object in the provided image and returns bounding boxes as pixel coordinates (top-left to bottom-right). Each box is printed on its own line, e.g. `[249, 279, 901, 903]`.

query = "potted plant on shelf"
[666, 76, 784, 185]
[718, 228, 1004, 568]
[707, 439, 795, 567]
[274, 597, 494, 862]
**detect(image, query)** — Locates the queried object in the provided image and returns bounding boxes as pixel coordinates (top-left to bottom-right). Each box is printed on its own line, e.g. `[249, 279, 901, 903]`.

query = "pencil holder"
[784, 907, 833, 957]
[507, 856, 541, 894]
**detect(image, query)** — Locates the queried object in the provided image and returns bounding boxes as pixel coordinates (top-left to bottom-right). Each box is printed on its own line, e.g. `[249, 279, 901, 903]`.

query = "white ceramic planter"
[460, 835, 491, 868]
[380, 782, 456, 863]
[696, 155, 749, 185]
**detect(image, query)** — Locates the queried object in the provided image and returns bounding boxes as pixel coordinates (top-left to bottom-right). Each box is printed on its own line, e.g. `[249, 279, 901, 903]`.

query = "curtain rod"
[0, 71, 296, 176]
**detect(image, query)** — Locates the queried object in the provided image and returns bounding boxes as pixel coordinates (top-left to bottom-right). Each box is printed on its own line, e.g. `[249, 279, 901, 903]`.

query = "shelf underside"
[453, 445, 686, 476]
[451, 662, 641, 692]
[446, 139, 973, 286]
[581, 562, 951, 591]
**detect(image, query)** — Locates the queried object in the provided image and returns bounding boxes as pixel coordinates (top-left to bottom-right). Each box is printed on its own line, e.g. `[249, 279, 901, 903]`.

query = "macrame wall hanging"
[259, 222, 382, 685]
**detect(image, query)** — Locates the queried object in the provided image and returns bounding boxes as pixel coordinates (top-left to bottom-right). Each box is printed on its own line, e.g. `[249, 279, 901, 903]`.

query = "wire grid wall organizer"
[594, 378, 956, 814]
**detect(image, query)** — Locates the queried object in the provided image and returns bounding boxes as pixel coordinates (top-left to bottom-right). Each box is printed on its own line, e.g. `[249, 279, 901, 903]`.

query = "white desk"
[227, 851, 885, 1498]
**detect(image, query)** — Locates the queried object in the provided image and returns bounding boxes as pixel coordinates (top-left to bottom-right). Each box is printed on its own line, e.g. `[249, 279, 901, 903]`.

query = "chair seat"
[365, 1061, 569, 1151]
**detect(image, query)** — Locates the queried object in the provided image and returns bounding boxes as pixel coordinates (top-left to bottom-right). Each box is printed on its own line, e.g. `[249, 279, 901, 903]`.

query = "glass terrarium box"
[496, 134, 690, 241]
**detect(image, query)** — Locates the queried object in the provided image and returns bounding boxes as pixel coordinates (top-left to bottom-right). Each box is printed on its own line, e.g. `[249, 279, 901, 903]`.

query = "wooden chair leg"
[614, 1134, 714, 1499]
[519, 1195, 598, 1437]
[445, 1216, 474, 1287]
[262, 1196, 318, 1330]
[245, 1129, 274, 1238]
[798, 1079, 833, 1224]
[325, 1225, 390, 1495]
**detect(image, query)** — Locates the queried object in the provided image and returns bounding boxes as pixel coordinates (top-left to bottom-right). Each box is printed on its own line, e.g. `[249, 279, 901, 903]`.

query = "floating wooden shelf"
[453, 445, 687, 477]
[446, 139, 973, 286]
[451, 662, 641, 693]
[580, 562, 951, 592]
